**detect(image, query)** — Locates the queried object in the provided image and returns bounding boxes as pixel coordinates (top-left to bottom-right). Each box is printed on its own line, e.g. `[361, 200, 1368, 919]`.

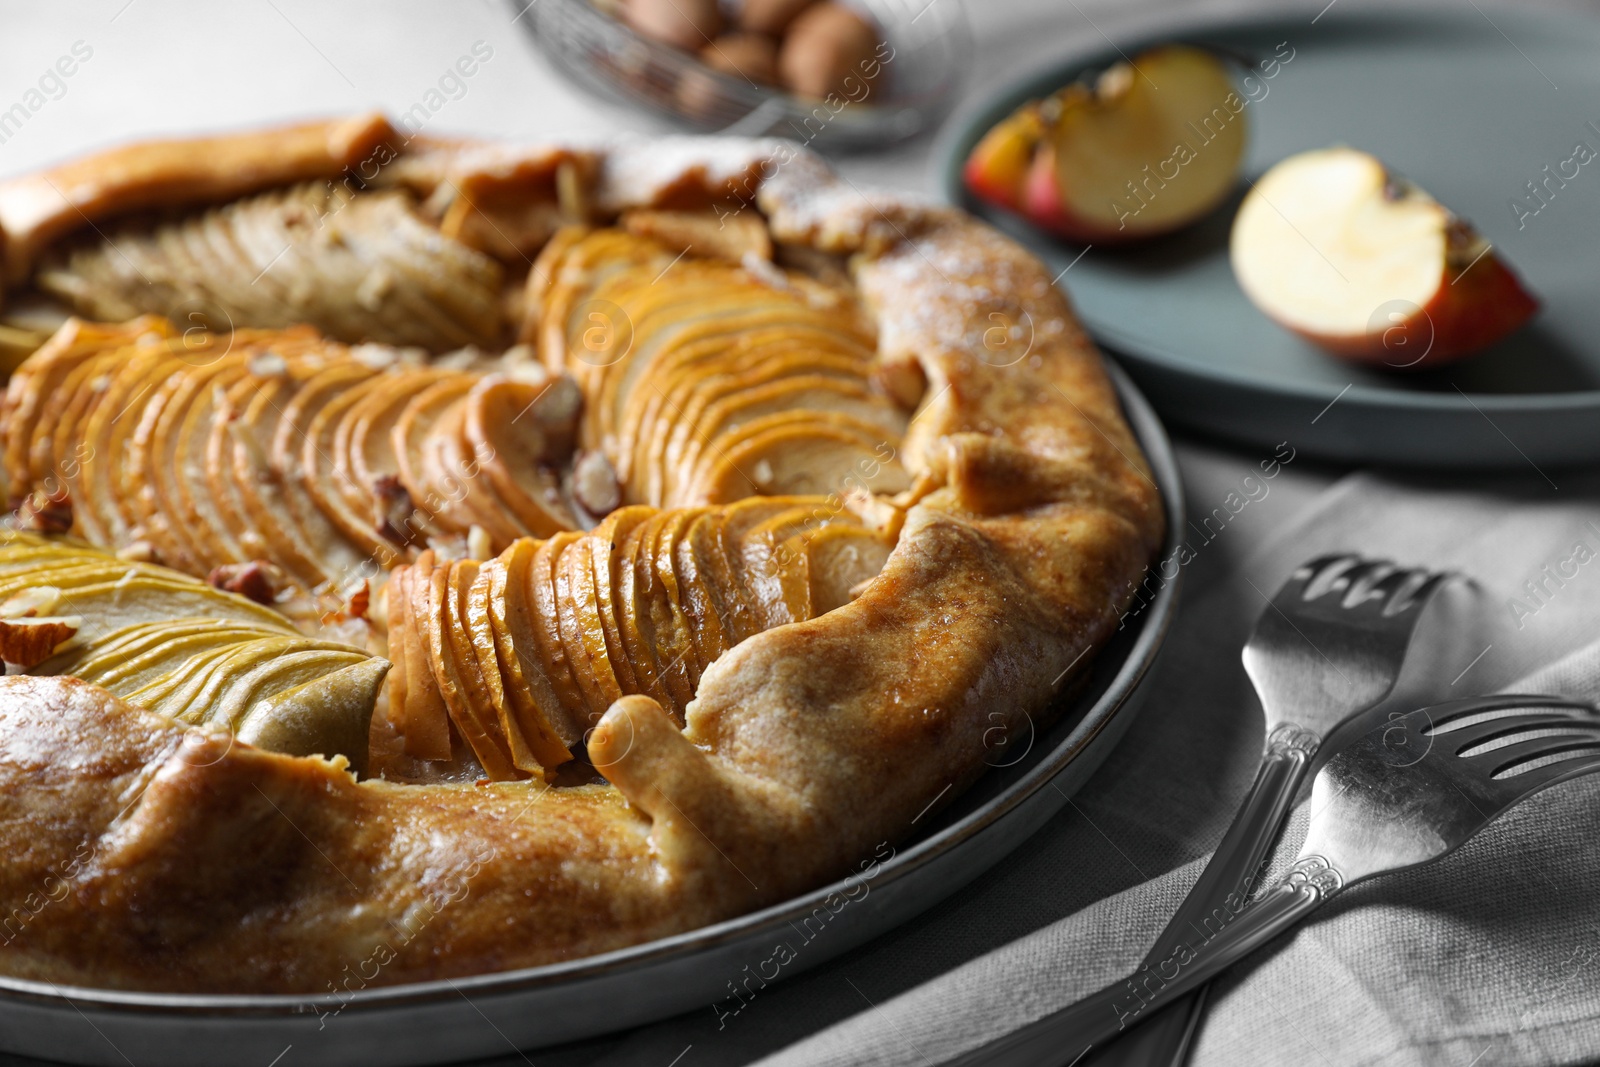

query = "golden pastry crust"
[0, 125, 1162, 992]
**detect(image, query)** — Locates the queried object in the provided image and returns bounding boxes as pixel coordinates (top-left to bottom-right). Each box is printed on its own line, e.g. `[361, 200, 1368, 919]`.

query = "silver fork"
[949, 693, 1600, 1064]
[1079, 556, 1459, 1066]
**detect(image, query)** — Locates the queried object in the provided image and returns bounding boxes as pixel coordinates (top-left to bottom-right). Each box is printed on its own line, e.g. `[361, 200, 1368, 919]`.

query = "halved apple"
[966, 45, 1247, 243]
[1230, 147, 1539, 368]
[963, 103, 1046, 216]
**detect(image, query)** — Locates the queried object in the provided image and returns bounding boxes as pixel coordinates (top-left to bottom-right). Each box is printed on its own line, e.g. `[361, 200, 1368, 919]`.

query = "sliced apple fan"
[4, 226, 912, 783]
[388, 496, 894, 781]
[3, 531, 384, 773]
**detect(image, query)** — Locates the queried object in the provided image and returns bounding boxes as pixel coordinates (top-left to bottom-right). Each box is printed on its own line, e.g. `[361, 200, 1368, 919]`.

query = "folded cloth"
[745, 467, 1600, 1067]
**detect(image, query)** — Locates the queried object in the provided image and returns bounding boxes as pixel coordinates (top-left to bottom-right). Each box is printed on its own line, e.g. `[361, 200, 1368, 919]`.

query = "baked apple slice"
[460, 375, 581, 538]
[527, 531, 591, 730]
[681, 378, 905, 497]
[235, 658, 390, 776]
[709, 496, 815, 635]
[588, 507, 656, 701]
[536, 228, 670, 395]
[170, 359, 255, 572]
[270, 363, 377, 587]
[555, 532, 624, 723]
[0, 557, 151, 595]
[673, 508, 744, 664]
[73, 621, 292, 694]
[735, 501, 846, 626]
[642, 507, 709, 699]
[124, 633, 317, 718]
[965, 45, 1247, 242]
[6, 572, 285, 643]
[484, 539, 577, 766]
[794, 522, 894, 613]
[340, 367, 456, 550]
[418, 398, 527, 548]
[588, 281, 803, 448]
[76, 344, 184, 548]
[121, 640, 259, 715]
[2, 318, 168, 493]
[300, 370, 399, 563]
[690, 414, 909, 502]
[209, 374, 297, 575]
[392, 376, 476, 533]
[1230, 147, 1539, 367]
[196, 645, 372, 729]
[611, 513, 680, 715]
[228, 375, 343, 590]
[427, 558, 517, 780]
[28, 348, 114, 511]
[137, 357, 249, 574]
[639, 343, 873, 506]
[461, 559, 548, 777]
[387, 556, 454, 761]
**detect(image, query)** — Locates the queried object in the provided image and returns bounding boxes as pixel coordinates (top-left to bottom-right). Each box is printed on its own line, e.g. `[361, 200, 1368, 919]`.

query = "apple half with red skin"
[1231, 147, 1540, 370]
[964, 45, 1248, 243]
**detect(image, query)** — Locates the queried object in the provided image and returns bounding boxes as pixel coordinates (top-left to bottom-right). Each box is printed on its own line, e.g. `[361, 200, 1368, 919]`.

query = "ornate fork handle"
[951, 858, 1342, 1066]
[1081, 723, 1322, 1065]
[1161, 723, 1320, 950]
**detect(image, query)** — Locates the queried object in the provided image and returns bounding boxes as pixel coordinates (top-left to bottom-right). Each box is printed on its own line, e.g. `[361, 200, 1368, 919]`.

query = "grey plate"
[0, 366, 1182, 1067]
[937, 5, 1600, 470]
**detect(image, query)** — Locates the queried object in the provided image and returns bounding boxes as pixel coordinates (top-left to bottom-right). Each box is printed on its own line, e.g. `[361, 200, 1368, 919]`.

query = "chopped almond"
[0, 616, 79, 669]
[571, 450, 621, 518]
[0, 586, 60, 618]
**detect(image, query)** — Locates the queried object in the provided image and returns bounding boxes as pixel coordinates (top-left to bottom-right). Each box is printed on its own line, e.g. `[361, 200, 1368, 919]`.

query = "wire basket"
[522, 0, 973, 150]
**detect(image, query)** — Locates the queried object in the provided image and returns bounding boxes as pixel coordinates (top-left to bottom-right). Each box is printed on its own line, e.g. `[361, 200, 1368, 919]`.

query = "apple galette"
[0, 117, 1162, 992]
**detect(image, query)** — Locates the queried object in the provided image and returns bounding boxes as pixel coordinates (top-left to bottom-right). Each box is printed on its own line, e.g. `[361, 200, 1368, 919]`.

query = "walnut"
[373, 475, 419, 546]
[16, 488, 72, 534]
[346, 580, 371, 621]
[319, 579, 372, 628]
[207, 561, 284, 605]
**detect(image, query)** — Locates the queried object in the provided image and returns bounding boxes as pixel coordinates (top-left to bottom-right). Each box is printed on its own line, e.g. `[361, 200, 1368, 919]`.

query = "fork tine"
[1443, 711, 1600, 753]
[1469, 733, 1600, 778]
[1285, 554, 1365, 604]
[1426, 694, 1596, 731]
[1383, 570, 1449, 617]
[1484, 750, 1600, 796]
[1338, 560, 1397, 608]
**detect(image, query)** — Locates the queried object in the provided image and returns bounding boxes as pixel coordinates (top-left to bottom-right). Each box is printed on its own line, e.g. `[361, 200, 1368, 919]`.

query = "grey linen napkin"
[745, 467, 1600, 1067]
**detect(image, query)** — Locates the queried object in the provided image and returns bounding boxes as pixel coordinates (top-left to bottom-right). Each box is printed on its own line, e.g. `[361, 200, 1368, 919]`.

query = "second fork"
[1082, 554, 1467, 1066]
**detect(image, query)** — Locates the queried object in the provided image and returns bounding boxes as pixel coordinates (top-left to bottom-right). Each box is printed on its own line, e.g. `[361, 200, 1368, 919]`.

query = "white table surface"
[0, 1, 1592, 1065]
